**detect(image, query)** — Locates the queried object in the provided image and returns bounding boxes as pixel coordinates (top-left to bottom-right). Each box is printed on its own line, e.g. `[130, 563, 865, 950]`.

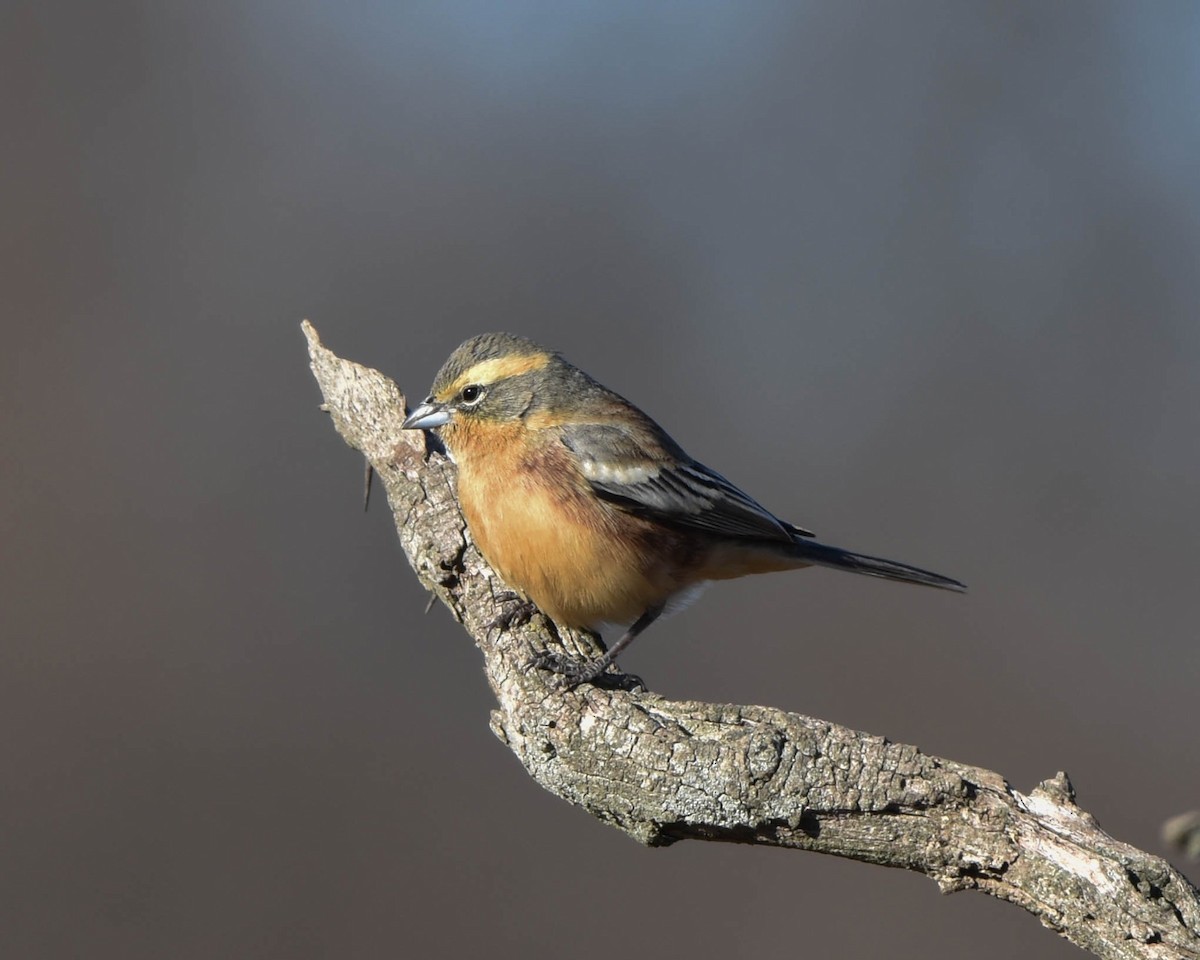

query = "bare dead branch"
[303, 321, 1200, 960]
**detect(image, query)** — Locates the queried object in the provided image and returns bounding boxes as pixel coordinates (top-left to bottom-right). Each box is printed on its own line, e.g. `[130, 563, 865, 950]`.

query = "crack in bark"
[303, 321, 1200, 960]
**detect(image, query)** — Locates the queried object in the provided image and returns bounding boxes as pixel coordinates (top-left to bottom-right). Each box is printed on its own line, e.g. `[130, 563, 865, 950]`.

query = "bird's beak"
[402, 399, 452, 430]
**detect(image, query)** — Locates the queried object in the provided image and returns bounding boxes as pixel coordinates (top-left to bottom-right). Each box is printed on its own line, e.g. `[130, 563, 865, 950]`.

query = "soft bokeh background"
[5, 3, 1198, 958]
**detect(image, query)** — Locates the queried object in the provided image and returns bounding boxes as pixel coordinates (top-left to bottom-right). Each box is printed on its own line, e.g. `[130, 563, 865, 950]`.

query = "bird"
[401, 333, 964, 687]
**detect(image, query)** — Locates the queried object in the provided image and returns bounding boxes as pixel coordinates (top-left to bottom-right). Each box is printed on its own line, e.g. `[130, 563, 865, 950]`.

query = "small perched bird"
[402, 333, 964, 686]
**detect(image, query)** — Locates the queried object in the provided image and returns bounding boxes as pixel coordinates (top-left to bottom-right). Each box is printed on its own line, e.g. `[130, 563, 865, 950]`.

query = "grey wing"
[560, 422, 814, 542]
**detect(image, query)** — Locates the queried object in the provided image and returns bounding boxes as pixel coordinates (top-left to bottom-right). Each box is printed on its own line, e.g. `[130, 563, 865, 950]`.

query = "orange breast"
[448, 423, 684, 628]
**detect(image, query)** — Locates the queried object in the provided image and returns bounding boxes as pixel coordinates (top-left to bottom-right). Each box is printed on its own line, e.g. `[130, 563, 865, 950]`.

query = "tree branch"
[303, 321, 1200, 960]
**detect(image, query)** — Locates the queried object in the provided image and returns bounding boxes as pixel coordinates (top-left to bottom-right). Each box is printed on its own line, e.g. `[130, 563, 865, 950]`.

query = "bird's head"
[402, 333, 585, 445]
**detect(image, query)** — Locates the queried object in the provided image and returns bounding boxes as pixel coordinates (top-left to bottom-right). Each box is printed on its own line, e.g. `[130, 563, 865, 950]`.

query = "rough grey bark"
[303, 321, 1199, 960]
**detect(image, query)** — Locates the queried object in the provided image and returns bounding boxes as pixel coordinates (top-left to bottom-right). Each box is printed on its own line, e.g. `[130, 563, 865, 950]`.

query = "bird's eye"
[460, 384, 483, 405]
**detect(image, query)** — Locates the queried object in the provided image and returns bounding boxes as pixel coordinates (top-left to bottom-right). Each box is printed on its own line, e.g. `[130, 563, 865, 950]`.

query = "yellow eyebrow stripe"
[443, 353, 550, 396]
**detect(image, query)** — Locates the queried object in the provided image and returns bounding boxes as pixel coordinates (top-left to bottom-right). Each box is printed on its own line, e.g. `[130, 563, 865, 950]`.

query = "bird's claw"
[524, 650, 645, 693]
[489, 593, 538, 634]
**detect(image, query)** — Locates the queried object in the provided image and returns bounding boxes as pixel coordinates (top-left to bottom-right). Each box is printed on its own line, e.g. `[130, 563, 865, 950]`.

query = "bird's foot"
[524, 650, 645, 693]
[488, 593, 539, 634]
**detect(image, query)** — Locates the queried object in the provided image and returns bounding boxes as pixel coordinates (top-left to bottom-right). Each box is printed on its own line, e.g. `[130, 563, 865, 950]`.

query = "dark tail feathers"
[789, 539, 966, 592]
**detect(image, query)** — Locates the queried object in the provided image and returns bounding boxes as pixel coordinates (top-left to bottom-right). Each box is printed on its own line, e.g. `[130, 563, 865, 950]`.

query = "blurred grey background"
[4, 3, 1198, 958]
